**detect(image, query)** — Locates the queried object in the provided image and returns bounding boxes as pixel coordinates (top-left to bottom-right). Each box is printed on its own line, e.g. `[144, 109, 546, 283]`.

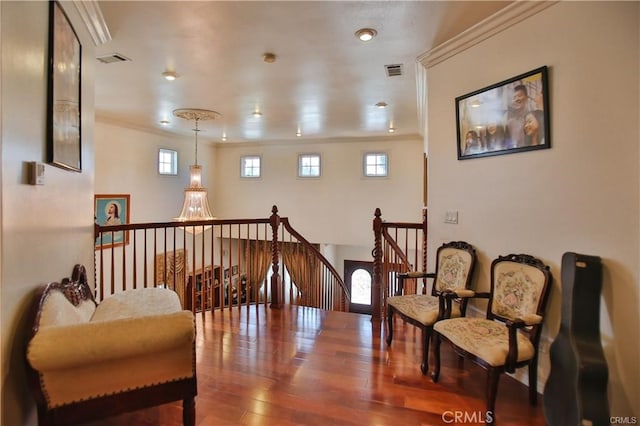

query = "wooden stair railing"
[280, 215, 350, 312]
[94, 205, 348, 313]
[372, 208, 427, 320]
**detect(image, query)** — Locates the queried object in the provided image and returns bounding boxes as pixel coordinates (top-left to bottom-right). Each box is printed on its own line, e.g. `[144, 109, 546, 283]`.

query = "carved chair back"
[488, 254, 552, 344]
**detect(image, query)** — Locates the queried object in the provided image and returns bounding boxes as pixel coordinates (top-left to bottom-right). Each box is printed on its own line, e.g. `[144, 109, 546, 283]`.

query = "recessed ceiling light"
[355, 28, 377, 42]
[162, 70, 178, 81]
[159, 120, 169, 125]
[375, 101, 388, 109]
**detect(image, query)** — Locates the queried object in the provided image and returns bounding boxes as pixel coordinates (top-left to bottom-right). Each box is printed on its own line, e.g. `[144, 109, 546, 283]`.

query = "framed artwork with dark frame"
[456, 66, 550, 160]
[95, 194, 130, 249]
[47, 0, 82, 172]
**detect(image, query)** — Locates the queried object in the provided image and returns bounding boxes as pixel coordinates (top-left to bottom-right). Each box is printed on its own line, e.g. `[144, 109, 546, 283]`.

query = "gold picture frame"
[95, 194, 130, 249]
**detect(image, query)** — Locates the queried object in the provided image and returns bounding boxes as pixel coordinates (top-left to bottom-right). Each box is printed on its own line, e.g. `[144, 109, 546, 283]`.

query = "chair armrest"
[398, 271, 435, 279]
[504, 319, 523, 373]
[27, 311, 194, 372]
[504, 315, 543, 372]
[506, 313, 543, 328]
[521, 314, 543, 326]
[435, 289, 476, 299]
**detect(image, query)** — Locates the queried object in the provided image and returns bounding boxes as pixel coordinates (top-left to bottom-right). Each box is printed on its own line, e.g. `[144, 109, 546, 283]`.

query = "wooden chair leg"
[431, 332, 441, 382]
[183, 397, 195, 426]
[486, 368, 501, 425]
[38, 409, 54, 426]
[420, 327, 431, 375]
[457, 354, 465, 369]
[385, 307, 394, 346]
[528, 358, 538, 405]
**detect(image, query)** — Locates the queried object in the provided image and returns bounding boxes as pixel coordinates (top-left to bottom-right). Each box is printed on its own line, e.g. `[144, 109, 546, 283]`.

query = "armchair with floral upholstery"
[386, 241, 477, 375]
[431, 253, 552, 425]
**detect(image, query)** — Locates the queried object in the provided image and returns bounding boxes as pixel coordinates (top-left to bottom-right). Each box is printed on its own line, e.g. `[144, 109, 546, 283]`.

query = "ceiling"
[94, 1, 510, 144]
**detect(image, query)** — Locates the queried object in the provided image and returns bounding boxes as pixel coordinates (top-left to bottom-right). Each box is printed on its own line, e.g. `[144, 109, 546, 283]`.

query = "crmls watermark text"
[610, 417, 638, 424]
[442, 411, 494, 424]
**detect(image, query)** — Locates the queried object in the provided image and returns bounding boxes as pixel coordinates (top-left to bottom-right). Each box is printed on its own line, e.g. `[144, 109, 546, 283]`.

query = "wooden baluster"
[143, 229, 148, 288]
[421, 207, 427, 294]
[210, 223, 215, 314]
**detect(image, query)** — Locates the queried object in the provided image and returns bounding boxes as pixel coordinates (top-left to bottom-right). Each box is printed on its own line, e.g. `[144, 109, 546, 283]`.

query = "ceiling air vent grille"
[385, 64, 403, 77]
[97, 53, 131, 64]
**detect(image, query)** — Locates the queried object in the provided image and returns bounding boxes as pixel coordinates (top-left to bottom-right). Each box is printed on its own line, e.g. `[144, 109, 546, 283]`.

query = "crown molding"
[73, 0, 111, 46]
[214, 133, 422, 149]
[96, 114, 422, 148]
[418, 1, 558, 69]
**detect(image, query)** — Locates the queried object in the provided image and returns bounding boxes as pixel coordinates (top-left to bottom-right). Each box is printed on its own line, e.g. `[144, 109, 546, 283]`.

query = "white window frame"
[298, 153, 321, 178]
[240, 155, 262, 178]
[158, 148, 178, 176]
[363, 152, 389, 177]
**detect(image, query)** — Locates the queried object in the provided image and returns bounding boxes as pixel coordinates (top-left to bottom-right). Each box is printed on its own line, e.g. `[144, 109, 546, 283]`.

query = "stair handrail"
[280, 216, 351, 302]
[380, 227, 413, 271]
[94, 205, 349, 312]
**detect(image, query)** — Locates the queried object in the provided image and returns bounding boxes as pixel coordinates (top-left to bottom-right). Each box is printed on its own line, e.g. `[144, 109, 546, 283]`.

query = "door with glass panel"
[344, 260, 373, 314]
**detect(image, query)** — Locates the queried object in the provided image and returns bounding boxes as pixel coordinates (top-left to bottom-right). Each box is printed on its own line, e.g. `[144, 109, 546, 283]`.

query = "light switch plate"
[444, 210, 458, 224]
[29, 161, 45, 185]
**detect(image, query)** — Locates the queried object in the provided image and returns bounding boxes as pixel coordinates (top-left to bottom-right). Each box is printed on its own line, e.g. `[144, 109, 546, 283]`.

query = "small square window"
[364, 152, 388, 177]
[241, 155, 261, 178]
[298, 154, 321, 177]
[158, 149, 178, 175]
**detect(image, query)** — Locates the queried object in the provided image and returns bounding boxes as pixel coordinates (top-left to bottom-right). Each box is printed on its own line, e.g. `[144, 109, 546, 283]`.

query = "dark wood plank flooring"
[86, 305, 546, 425]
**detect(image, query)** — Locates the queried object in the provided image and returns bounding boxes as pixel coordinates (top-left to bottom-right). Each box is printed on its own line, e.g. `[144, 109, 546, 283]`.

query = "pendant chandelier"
[173, 108, 220, 222]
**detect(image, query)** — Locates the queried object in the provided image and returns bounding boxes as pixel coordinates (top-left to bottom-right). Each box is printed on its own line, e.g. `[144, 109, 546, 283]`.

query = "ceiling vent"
[385, 64, 403, 77]
[97, 53, 131, 64]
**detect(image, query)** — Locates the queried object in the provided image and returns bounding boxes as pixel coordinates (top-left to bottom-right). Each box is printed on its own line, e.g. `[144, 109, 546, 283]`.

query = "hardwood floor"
[86, 305, 546, 425]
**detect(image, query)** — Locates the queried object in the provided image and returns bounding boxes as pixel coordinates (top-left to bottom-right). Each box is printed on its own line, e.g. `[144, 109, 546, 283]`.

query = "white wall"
[1, 2, 96, 425]
[214, 137, 424, 247]
[424, 1, 639, 416]
[95, 121, 216, 222]
[94, 127, 422, 290]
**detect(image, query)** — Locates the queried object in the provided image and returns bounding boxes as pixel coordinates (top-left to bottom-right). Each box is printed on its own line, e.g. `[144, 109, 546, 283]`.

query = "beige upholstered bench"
[25, 265, 197, 426]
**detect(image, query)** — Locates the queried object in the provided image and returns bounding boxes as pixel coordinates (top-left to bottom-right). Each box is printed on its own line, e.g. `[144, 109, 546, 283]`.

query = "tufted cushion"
[434, 317, 534, 367]
[91, 287, 182, 322]
[39, 291, 96, 328]
[387, 294, 461, 325]
[434, 248, 473, 292]
[492, 262, 545, 320]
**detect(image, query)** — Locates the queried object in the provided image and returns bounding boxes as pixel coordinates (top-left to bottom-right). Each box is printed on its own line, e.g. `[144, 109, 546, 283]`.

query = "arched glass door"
[344, 260, 373, 314]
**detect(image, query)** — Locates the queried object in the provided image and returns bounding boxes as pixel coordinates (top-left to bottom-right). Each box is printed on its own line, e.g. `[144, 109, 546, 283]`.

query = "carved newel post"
[544, 252, 609, 426]
[269, 205, 283, 309]
[372, 208, 383, 321]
